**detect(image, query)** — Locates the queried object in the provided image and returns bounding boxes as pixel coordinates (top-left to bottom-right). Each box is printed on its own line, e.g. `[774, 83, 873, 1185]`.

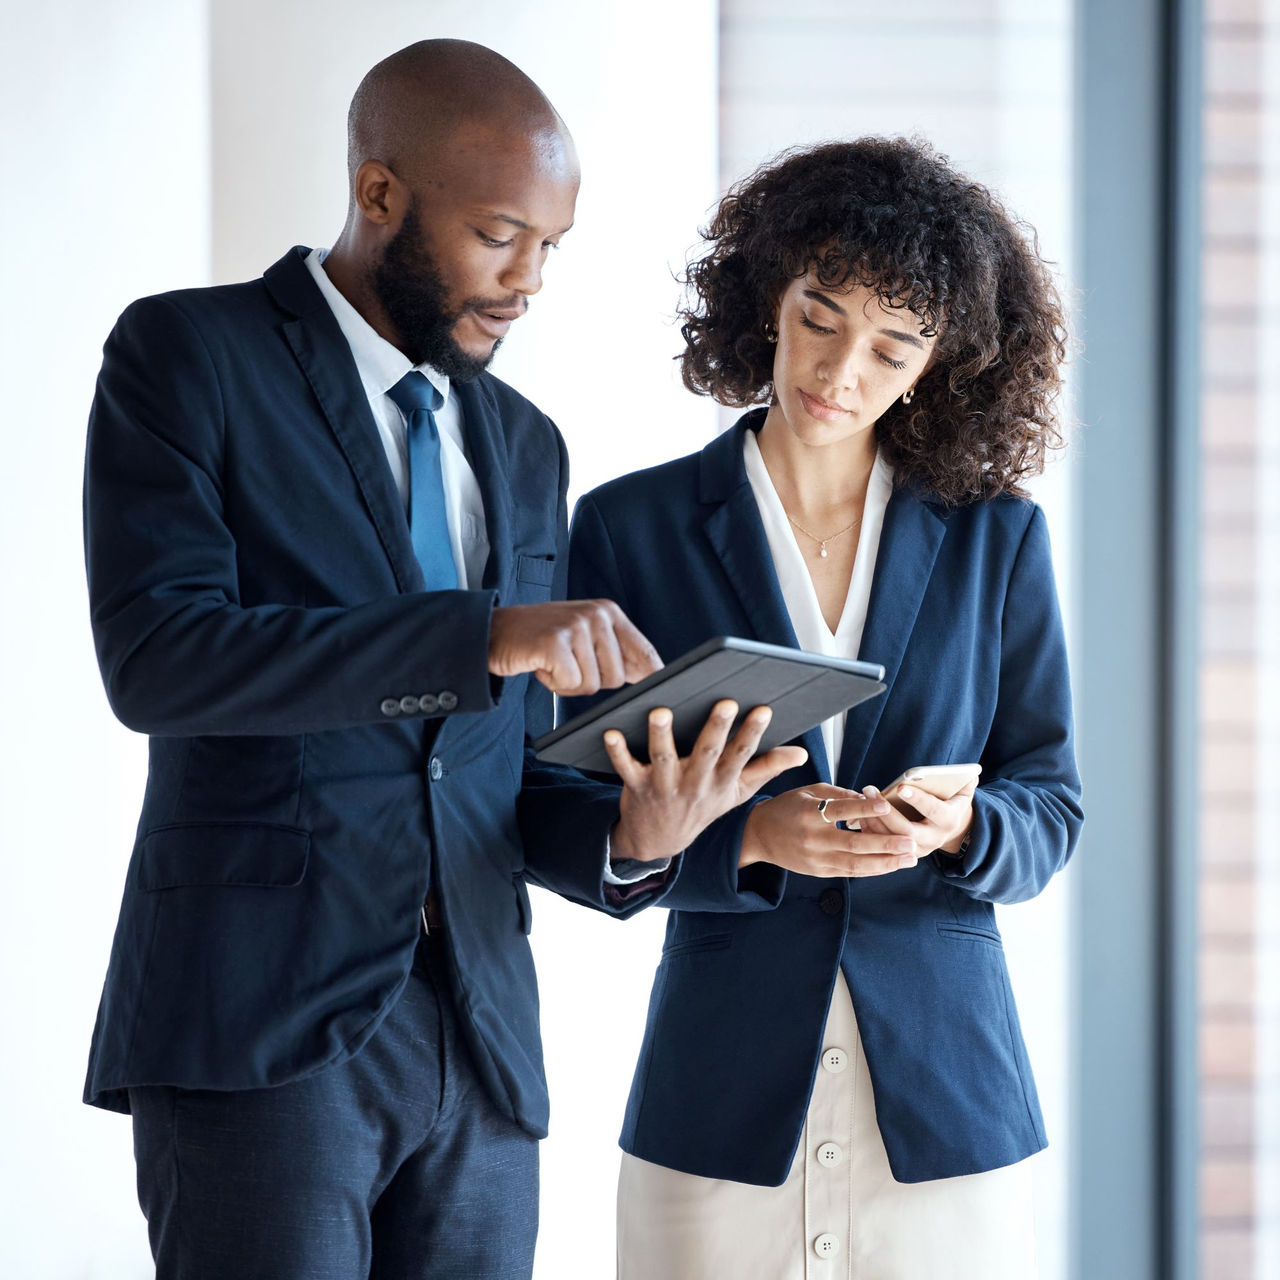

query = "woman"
[565, 137, 1083, 1278]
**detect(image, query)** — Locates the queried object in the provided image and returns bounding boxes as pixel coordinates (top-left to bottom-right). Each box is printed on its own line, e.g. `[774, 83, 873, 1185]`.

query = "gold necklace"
[786, 511, 861, 558]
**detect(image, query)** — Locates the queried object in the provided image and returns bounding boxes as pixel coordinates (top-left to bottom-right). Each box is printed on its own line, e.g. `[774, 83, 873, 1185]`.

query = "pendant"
[819, 544, 828, 558]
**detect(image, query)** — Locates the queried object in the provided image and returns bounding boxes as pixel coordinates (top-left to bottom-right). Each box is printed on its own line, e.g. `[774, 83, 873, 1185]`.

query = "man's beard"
[370, 201, 501, 382]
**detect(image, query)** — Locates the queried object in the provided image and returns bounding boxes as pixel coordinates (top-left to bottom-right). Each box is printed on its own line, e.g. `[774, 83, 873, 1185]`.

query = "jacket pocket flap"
[139, 823, 310, 891]
[935, 921, 1003, 947]
[662, 933, 732, 959]
[515, 554, 556, 587]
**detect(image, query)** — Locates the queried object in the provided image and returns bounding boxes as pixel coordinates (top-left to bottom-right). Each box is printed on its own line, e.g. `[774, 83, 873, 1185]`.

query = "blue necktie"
[387, 372, 458, 589]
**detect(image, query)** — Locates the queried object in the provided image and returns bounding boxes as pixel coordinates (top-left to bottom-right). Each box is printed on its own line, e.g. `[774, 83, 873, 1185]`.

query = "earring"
[902, 386, 916, 406]
[763, 321, 778, 343]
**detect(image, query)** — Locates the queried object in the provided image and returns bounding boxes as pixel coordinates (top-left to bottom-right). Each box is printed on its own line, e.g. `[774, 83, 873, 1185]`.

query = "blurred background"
[0, 1, 1274, 1277]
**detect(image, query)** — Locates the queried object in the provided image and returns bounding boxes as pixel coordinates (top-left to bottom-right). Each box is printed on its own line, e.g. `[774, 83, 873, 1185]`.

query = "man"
[82, 39, 802, 1279]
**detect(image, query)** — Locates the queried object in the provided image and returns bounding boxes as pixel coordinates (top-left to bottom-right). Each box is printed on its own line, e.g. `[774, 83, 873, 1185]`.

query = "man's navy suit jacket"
[82, 246, 651, 1137]
[564, 415, 1084, 1185]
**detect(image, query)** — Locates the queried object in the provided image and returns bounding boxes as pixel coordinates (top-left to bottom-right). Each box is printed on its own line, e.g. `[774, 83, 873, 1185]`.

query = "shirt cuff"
[602, 832, 673, 885]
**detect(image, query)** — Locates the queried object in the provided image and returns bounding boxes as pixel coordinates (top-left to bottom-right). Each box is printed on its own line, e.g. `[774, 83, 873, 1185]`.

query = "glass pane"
[1198, 2, 1280, 1277]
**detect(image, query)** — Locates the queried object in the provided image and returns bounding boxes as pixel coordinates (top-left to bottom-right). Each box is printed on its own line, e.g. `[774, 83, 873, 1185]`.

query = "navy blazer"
[566, 412, 1083, 1184]
[82, 246, 651, 1138]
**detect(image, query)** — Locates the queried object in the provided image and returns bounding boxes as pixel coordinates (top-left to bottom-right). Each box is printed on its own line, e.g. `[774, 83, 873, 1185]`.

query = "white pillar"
[0, 3, 210, 1277]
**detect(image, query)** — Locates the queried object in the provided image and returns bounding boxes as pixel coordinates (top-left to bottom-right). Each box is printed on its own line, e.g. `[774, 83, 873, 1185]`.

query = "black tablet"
[533, 636, 886, 775]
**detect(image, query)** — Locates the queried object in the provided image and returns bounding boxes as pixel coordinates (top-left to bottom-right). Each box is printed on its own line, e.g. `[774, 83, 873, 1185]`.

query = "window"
[1197, 3, 1280, 1277]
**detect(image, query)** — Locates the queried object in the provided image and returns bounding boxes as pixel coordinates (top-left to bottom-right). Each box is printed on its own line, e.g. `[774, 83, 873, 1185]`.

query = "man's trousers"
[129, 929, 539, 1279]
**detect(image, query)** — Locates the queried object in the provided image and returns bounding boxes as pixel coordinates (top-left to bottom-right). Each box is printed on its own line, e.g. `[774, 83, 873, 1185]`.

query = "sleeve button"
[438, 690, 458, 712]
[380, 698, 401, 717]
[399, 695, 420, 715]
[418, 694, 440, 715]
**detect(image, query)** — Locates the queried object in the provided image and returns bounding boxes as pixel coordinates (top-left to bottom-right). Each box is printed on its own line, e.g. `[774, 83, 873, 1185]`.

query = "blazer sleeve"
[83, 295, 497, 736]
[552, 493, 789, 915]
[932, 504, 1084, 903]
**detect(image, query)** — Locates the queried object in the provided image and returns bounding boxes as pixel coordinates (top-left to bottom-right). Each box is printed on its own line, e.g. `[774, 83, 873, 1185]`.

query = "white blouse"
[741, 428, 894, 779]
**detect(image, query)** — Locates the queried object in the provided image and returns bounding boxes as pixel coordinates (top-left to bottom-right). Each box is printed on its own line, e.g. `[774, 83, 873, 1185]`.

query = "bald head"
[325, 40, 579, 378]
[347, 39, 571, 191]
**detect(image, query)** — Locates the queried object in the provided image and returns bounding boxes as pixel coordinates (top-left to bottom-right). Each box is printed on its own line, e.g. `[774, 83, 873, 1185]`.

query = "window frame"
[1072, 1, 1203, 1277]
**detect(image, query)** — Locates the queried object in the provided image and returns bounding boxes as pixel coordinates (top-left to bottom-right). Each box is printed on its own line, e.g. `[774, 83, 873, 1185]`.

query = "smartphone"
[879, 763, 981, 821]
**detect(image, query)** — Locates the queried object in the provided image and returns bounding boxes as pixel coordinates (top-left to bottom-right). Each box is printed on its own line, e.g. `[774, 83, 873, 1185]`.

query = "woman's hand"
[738, 786, 920, 877]
[608, 702, 809, 863]
[858, 781, 977, 856]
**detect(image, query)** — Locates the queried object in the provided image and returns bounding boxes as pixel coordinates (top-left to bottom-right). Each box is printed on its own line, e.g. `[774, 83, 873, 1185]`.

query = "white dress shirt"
[304, 248, 489, 589]
[741, 428, 894, 778]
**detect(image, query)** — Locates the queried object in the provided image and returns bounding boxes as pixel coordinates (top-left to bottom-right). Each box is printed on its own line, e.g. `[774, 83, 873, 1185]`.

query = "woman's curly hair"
[679, 137, 1068, 505]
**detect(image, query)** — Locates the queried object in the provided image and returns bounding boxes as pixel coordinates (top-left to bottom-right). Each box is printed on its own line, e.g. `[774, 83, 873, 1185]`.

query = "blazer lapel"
[266, 248, 424, 595]
[700, 419, 831, 782]
[428, 376, 517, 761]
[454, 378, 514, 599]
[835, 489, 947, 788]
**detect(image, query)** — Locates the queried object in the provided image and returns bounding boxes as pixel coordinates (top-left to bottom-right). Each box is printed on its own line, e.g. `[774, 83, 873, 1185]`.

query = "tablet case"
[534, 636, 886, 775]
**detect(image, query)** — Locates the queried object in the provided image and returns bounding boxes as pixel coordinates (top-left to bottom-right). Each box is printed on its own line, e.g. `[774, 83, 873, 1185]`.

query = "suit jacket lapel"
[835, 489, 947, 788]
[266, 248, 424, 594]
[700, 419, 831, 782]
[424, 377, 516, 762]
[454, 378, 514, 599]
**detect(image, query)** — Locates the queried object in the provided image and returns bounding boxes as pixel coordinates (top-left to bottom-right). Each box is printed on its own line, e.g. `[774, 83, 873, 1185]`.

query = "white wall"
[0, 3, 209, 1276]
[0, 2, 716, 1276]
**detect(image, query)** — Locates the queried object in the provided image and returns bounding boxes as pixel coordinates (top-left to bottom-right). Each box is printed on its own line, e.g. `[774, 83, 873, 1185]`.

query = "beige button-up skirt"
[617, 976, 1038, 1280]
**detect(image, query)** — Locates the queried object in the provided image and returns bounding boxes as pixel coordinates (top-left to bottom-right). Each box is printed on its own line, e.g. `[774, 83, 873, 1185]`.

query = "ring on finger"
[817, 799, 835, 824]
